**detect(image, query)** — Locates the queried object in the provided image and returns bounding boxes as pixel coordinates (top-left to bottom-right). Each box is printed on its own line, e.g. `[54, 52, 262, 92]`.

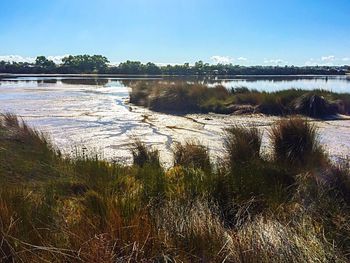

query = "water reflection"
[1, 75, 350, 93]
[120, 76, 350, 93]
[61, 78, 110, 86]
[38, 79, 58, 84]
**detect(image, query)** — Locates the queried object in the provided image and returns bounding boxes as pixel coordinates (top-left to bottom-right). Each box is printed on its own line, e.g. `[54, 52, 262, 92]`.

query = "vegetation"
[173, 140, 211, 171]
[0, 55, 349, 75]
[61, 55, 110, 73]
[270, 118, 326, 166]
[129, 81, 350, 117]
[35, 56, 56, 72]
[0, 55, 110, 74]
[1, 113, 350, 262]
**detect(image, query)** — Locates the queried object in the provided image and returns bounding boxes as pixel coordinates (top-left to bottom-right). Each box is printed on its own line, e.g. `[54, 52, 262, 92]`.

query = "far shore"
[1, 73, 349, 78]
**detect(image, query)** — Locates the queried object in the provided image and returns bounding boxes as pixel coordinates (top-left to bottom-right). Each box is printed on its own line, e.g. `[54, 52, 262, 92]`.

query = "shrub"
[217, 125, 296, 220]
[270, 117, 326, 167]
[131, 139, 160, 167]
[173, 140, 211, 171]
[293, 93, 338, 117]
[224, 125, 262, 165]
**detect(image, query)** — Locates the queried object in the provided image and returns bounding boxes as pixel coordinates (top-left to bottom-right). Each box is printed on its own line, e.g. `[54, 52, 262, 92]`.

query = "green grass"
[173, 140, 211, 171]
[129, 81, 350, 117]
[1, 113, 350, 262]
[270, 118, 327, 168]
[224, 125, 262, 164]
[131, 138, 161, 167]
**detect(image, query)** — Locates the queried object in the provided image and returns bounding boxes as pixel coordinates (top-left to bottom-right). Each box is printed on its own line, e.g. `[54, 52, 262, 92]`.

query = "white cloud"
[47, 55, 69, 64]
[304, 59, 317, 66]
[210, 55, 234, 64]
[0, 55, 35, 63]
[109, 61, 120, 66]
[264, 59, 286, 65]
[155, 62, 182, 66]
[321, 55, 335, 62]
[0, 55, 68, 64]
[305, 55, 350, 66]
[237, 57, 248, 62]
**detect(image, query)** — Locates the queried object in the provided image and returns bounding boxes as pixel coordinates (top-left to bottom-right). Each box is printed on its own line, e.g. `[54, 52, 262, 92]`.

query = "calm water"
[1, 75, 350, 164]
[1, 75, 350, 93]
[214, 75, 350, 93]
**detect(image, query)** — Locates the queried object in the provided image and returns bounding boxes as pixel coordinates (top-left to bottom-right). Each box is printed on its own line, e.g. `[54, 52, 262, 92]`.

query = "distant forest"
[1, 55, 349, 75]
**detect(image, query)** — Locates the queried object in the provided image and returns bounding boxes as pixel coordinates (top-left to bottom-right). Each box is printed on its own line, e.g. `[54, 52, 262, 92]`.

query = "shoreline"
[18, 109, 350, 166]
[1, 76, 349, 165]
[1, 73, 348, 78]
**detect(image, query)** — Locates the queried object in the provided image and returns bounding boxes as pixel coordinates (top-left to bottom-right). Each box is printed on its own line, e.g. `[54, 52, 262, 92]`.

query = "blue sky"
[0, 0, 349, 65]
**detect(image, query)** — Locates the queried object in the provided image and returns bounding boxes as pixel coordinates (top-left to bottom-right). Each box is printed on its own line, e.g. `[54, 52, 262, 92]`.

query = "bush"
[173, 140, 211, 171]
[131, 139, 160, 167]
[293, 93, 338, 117]
[270, 117, 326, 167]
[224, 125, 262, 165]
[216, 125, 294, 224]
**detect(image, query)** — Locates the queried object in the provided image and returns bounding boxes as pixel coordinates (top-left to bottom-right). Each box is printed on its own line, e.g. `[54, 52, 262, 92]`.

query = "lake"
[1, 75, 350, 165]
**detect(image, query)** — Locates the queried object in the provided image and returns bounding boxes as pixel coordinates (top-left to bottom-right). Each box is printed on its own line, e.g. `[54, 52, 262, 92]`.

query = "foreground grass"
[1, 113, 350, 262]
[129, 81, 350, 117]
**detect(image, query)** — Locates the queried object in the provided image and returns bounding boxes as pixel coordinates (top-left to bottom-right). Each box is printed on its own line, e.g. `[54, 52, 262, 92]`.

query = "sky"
[0, 0, 349, 66]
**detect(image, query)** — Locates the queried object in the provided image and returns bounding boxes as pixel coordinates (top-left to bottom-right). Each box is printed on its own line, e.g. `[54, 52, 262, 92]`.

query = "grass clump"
[154, 199, 230, 262]
[224, 125, 262, 164]
[293, 93, 338, 117]
[213, 125, 294, 226]
[173, 140, 211, 171]
[233, 216, 345, 263]
[270, 117, 326, 167]
[82, 190, 108, 224]
[131, 139, 160, 167]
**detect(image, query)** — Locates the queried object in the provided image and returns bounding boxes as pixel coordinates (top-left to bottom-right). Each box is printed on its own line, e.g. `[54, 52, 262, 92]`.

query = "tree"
[145, 62, 161, 75]
[118, 61, 143, 74]
[61, 55, 109, 73]
[35, 56, 56, 71]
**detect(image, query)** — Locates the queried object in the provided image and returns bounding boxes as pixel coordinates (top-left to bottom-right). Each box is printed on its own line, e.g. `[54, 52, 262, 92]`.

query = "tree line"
[0, 55, 349, 75]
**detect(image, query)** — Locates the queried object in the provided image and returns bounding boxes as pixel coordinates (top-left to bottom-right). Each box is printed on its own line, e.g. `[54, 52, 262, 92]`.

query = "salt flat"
[0, 77, 349, 166]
